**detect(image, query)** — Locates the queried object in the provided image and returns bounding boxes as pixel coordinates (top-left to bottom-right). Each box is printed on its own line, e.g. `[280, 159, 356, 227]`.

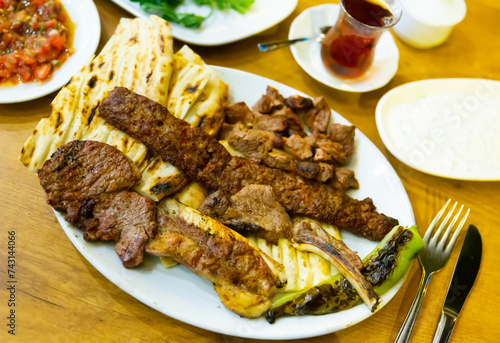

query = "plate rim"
[108, 0, 298, 46]
[0, 0, 101, 104]
[53, 65, 415, 339]
[288, 3, 399, 93]
[375, 77, 500, 181]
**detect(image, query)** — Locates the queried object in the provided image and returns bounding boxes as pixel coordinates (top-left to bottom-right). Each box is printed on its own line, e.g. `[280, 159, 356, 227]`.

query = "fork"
[394, 199, 470, 343]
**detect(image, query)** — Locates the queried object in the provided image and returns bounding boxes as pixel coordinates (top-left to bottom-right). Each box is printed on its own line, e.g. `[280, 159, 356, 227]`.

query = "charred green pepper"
[266, 225, 424, 323]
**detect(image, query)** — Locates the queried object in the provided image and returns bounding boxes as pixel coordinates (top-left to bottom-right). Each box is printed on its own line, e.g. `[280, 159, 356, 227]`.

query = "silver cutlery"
[394, 199, 470, 343]
[431, 224, 482, 343]
[257, 26, 331, 52]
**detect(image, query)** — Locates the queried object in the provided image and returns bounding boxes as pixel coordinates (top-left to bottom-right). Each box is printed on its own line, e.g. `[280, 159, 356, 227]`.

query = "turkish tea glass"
[321, 0, 402, 79]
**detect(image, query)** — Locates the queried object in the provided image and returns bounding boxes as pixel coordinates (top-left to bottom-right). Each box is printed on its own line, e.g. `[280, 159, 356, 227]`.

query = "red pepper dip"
[0, 0, 73, 84]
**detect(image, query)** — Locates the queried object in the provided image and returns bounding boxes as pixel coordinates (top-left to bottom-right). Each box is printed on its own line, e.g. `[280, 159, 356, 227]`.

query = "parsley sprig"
[130, 0, 254, 28]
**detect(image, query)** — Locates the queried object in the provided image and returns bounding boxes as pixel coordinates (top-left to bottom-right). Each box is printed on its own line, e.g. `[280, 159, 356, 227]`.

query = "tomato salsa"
[0, 0, 73, 85]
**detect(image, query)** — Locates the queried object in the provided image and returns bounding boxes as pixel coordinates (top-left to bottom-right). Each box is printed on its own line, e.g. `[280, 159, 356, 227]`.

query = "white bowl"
[393, 0, 466, 49]
[0, 0, 101, 103]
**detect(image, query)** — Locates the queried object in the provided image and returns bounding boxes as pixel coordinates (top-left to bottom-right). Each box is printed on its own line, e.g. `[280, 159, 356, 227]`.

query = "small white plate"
[376, 78, 500, 181]
[52, 66, 415, 340]
[109, 0, 297, 46]
[0, 0, 101, 104]
[288, 4, 399, 93]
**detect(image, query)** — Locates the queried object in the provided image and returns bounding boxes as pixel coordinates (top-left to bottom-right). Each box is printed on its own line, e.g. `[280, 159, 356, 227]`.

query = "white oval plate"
[109, 0, 297, 46]
[0, 0, 101, 104]
[289, 4, 399, 93]
[376, 78, 500, 181]
[54, 66, 415, 339]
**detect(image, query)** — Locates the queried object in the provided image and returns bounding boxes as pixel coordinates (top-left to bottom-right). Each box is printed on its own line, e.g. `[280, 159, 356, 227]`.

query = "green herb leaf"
[130, 0, 253, 28]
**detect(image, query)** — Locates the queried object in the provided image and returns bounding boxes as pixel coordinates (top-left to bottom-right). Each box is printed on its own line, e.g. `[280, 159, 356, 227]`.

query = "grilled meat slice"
[198, 185, 379, 311]
[99, 87, 398, 241]
[38, 140, 140, 209]
[67, 191, 157, 268]
[146, 199, 286, 318]
[198, 186, 292, 245]
[38, 140, 156, 267]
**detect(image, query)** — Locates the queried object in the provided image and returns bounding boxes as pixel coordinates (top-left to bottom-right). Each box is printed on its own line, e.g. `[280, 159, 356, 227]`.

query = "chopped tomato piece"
[35, 64, 51, 80]
[31, 0, 46, 6]
[18, 53, 37, 65]
[48, 33, 65, 50]
[18, 64, 33, 81]
[46, 19, 57, 29]
[4, 53, 18, 66]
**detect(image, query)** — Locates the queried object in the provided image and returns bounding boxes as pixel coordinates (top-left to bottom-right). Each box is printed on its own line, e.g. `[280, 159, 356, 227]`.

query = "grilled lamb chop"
[98, 87, 398, 241]
[198, 185, 379, 311]
[38, 140, 157, 268]
[147, 198, 286, 318]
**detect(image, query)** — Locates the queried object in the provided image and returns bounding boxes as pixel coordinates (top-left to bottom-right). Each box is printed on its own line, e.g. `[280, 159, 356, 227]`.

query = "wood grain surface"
[1, 0, 499, 342]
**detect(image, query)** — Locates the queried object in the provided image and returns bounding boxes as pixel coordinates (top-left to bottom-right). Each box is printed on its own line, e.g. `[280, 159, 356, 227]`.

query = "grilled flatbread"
[168, 45, 228, 136]
[20, 16, 172, 171]
[20, 18, 228, 202]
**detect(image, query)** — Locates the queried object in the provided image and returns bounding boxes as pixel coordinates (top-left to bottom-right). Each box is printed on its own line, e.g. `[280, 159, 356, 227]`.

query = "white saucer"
[288, 4, 399, 93]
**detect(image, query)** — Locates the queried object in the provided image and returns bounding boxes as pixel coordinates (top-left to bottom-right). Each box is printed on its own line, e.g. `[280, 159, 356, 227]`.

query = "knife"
[431, 225, 482, 343]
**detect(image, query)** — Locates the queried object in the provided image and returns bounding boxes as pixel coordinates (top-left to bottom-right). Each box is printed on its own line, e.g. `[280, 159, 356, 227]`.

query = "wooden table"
[1, 1, 499, 342]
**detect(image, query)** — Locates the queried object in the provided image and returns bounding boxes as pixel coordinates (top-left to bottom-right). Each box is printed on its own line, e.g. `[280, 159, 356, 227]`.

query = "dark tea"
[321, 0, 396, 79]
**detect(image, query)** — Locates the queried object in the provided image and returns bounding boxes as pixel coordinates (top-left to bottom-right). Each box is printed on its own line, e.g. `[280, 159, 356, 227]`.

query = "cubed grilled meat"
[219, 124, 274, 162]
[284, 95, 313, 111]
[224, 101, 256, 124]
[313, 133, 354, 165]
[253, 86, 285, 114]
[316, 163, 335, 183]
[328, 123, 356, 147]
[284, 134, 313, 160]
[332, 167, 359, 191]
[306, 96, 331, 134]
